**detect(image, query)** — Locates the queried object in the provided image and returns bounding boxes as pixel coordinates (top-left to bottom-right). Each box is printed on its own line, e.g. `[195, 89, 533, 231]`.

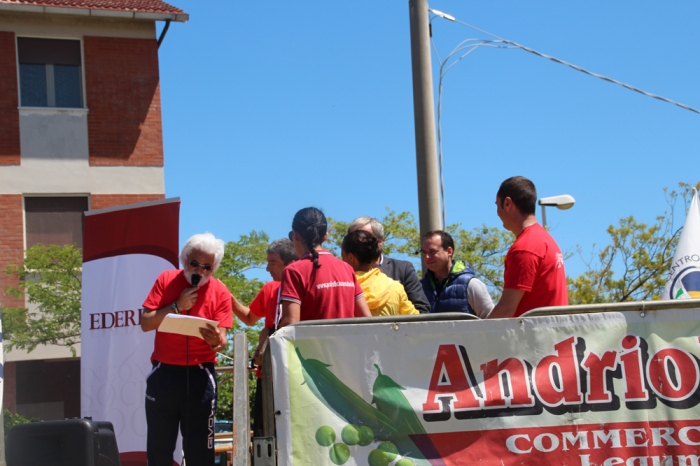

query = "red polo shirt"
[143, 269, 232, 365]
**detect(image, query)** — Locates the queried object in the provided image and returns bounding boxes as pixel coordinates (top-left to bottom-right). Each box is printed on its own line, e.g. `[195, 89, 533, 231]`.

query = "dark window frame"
[24, 196, 90, 250]
[16, 36, 85, 109]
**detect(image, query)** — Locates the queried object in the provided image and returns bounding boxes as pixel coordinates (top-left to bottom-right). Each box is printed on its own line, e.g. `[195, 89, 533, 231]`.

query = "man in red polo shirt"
[490, 176, 568, 318]
[230, 238, 297, 437]
[141, 233, 232, 466]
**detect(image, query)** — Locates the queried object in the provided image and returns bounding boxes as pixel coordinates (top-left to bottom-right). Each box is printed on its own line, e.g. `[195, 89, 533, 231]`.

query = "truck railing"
[522, 297, 700, 317]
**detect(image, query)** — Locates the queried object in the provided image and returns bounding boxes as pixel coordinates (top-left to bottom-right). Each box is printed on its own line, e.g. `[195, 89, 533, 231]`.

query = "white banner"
[81, 199, 180, 466]
[271, 310, 700, 466]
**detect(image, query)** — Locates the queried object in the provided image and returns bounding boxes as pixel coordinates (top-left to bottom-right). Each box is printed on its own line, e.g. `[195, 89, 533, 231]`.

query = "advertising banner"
[270, 309, 700, 466]
[81, 198, 180, 466]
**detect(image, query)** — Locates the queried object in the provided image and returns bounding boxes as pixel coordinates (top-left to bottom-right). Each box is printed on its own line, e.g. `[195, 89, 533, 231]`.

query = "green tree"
[3, 244, 82, 356]
[3, 409, 37, 440]
[568, 182, 699, 304]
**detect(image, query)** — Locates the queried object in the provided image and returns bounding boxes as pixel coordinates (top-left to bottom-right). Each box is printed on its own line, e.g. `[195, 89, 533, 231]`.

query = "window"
[17, 38, 83, 108]
[25, 197, 88, 249]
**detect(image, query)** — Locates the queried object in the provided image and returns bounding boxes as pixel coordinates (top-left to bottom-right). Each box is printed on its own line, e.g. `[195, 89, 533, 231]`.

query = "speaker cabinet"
[7, 418, 121, 466]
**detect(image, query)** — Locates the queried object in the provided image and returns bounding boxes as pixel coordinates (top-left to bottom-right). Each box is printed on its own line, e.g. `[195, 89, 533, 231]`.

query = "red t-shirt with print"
[504, 223, 568, 317]
[280, 251, 364, 321]
[143, 269, 232, 365]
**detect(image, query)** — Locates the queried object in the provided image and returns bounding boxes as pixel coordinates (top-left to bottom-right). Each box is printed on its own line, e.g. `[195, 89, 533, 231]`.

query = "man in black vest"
[348, 216, 430, 314]
[419, 230, 493, 318]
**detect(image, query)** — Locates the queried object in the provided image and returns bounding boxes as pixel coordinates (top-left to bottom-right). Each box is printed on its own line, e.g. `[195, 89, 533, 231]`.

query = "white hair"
[348, 216, 384, 240]
[180, 232, 225, 272]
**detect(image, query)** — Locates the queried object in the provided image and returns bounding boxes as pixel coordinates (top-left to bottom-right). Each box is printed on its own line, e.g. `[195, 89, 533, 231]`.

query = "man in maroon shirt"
[490, 176, 568, 318]
[141, 233, 232, 466]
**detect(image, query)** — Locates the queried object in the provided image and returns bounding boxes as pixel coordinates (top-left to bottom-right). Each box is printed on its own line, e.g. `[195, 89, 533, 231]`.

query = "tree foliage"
[568, 182, 699, 304]
[216, 230, 269, 305]
[3, 244, 83, 356]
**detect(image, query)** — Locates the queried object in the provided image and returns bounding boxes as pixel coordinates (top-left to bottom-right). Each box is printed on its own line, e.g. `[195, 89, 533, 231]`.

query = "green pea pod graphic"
[296, 347, 399, 438]
[294, 347, 433, 464]
[371, 364, 427, 437]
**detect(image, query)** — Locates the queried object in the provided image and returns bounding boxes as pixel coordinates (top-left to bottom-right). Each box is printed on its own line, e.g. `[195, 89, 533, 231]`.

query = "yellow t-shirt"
[355, 268, 419, 317]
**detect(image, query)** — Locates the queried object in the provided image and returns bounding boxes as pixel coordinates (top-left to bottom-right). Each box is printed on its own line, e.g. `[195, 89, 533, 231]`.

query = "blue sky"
[157, 1, 699, 281]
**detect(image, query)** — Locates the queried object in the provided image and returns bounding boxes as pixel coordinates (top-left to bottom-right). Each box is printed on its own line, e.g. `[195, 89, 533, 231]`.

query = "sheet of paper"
[158, 314, 219, 339]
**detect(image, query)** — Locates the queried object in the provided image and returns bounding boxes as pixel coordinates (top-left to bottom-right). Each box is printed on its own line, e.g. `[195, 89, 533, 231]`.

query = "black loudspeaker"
[7, 418, 122, 466]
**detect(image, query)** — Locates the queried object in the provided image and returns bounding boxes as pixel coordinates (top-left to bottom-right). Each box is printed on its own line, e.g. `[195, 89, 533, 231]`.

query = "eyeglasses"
[288, 231, 294, 241]
[190, 260, 213, 271]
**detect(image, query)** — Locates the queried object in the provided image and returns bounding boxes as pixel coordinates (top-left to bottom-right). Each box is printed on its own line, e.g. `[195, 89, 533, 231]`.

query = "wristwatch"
[170, 302, 180, 314]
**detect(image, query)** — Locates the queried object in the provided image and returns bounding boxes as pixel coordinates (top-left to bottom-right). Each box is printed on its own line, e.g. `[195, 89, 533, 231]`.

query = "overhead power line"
[429, 10, 699, 227]
[449, 15, 700, 115]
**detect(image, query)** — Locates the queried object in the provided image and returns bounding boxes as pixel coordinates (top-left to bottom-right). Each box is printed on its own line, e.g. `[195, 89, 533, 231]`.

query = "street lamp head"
[428, 9, 456, 21]
[538, 194, 575, 210]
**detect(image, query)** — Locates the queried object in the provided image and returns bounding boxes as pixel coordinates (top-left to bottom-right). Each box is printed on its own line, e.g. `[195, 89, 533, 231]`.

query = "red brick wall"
[84, 36, 164, 167]
[0, 195, 25, 309]
[0, 194, 22, 415]
[0, 31, 20, 166]
[90, 194, 165, 211]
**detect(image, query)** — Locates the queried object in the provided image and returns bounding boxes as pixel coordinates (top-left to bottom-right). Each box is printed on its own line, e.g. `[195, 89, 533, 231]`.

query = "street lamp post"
[409, 0, 442, 239]
[538, 194, 575, 228]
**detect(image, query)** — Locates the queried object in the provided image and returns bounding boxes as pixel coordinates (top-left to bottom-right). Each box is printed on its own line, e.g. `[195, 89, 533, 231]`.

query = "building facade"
[0, 0, 186, 421]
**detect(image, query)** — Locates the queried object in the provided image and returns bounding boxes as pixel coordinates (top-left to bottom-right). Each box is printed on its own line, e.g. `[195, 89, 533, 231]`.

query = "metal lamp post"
[538, 194, 575, 228]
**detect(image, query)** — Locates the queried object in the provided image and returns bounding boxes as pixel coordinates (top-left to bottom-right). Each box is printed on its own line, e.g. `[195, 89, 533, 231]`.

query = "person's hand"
[252, 348, 262, 367]
[177, 287, 198, 312]
[199, 323, 222, 350]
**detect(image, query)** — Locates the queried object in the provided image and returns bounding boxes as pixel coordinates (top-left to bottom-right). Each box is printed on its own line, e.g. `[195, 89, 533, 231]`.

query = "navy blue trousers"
[145, 361, 217, 466]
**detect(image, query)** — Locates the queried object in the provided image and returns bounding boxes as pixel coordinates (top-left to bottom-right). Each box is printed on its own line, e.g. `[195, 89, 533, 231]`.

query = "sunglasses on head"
[190, 260, 213, 271]
[288, 231, 294, 241]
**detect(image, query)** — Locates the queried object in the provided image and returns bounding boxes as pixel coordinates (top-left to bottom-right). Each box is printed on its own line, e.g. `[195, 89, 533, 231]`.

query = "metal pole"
[409, 0, 442, 244]
[232, 333, 250, 466]
[541, 204, 547, 229]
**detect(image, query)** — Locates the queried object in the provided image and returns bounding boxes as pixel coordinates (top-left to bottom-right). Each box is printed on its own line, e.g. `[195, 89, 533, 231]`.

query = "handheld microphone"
[191, 273, 201, 287]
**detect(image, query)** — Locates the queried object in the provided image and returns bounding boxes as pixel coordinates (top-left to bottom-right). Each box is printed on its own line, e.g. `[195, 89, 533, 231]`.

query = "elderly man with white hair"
[141, 232, 232, 466]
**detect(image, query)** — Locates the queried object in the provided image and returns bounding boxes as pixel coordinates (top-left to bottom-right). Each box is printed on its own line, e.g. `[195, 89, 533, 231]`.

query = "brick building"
[0, 0, 187, 421]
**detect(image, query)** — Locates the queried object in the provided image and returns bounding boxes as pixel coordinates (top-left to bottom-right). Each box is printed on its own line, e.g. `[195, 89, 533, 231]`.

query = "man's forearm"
[231, 294, 261, 326]
[489, 288, 525, 319]
[141, 306, 171, 332]
[488, 302, 515, 319]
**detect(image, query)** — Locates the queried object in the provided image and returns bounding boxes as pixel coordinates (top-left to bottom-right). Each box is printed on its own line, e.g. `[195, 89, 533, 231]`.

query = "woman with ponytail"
[341, 230, 418, 317]
[278, 207, 371, 327]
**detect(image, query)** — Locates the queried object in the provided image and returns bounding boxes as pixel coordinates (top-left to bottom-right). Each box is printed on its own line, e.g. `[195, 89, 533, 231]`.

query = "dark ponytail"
[342, 230, 380, 265]
[292, 207, 327, 269]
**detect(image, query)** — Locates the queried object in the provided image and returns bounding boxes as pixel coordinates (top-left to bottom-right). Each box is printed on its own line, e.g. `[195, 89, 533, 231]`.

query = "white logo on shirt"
[556, 253, 564, 269]
[316, 281, 354, 290]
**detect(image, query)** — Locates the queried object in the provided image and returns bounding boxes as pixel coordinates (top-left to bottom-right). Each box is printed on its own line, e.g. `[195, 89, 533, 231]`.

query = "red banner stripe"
[83, 199, 180, 267]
